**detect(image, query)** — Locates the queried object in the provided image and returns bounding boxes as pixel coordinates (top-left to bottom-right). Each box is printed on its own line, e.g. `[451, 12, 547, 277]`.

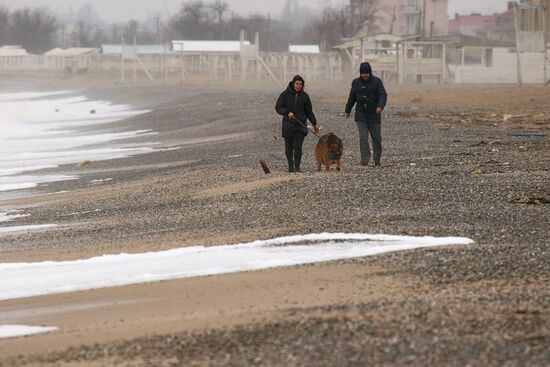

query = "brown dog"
[315, 133, 343, 171]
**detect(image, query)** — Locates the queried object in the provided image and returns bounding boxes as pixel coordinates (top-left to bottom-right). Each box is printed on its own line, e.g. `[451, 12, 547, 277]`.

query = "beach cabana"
[101, 44, 170, 56]
[43, 47, 100, 70]
[171, 40, 251, 54]
[288, 45, 321, 54]
[0, 46, 30, 70]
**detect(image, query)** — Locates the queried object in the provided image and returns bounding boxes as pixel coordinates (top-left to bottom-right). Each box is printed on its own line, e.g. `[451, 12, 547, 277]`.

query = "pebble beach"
[0, 74, 548, 366]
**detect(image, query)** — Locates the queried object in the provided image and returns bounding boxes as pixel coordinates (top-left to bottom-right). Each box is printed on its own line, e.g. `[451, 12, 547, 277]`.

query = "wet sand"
[0, 73, 548, 366]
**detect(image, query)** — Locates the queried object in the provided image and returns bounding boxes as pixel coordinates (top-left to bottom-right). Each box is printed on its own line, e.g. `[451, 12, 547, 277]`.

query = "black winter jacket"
[345, 76, 388, 124]
[275, 84, 317, 138]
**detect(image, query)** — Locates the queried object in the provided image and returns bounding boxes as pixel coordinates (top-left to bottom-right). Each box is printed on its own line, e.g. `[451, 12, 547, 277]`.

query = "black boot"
[288, 160, 296, 173]
[294, 155, 302, 173]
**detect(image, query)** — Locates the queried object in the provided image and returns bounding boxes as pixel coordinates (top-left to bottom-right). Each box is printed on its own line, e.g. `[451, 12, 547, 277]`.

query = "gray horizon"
[2, 0, 512, 22]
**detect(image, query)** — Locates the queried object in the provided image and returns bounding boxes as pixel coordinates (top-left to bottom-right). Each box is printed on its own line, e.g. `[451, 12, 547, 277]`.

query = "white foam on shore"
[0, 91, 152, 193]
[0, 233, 474, 301]
[0, 224, 58, 234]
[0, 174, 78, 192]
[0, 325, 58, 339]
[0, 211, 29, 223]
[0, 91, 70, 102]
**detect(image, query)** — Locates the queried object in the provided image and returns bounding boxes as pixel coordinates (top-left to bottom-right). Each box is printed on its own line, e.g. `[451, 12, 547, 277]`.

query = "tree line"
[0, 6, 57, 53]
[165, 0, 313, 51]
[167, 0, 384, 51]
[166, 0, 384, 51]
[0, 0, 384, 54]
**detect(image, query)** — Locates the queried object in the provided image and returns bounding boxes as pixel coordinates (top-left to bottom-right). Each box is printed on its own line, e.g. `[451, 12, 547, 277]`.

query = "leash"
[292, 117, 321, 138]
[259, 117, 322, 174]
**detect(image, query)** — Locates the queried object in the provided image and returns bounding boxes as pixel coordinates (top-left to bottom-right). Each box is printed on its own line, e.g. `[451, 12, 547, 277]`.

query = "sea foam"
[0, 233, 474, 301]
[0, 91, 152, 194]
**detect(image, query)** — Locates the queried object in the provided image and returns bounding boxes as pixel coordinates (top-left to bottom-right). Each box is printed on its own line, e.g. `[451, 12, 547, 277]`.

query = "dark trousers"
[284, 132, 305, 169]
[356, 122, 382, 163]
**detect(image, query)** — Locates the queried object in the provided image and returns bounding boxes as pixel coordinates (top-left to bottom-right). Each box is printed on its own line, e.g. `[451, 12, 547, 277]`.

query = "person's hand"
[376, 107, 383, 114]
[314, 126, 320, 134]
[345, 113, 351, 119]
[288, 112, 295, 119]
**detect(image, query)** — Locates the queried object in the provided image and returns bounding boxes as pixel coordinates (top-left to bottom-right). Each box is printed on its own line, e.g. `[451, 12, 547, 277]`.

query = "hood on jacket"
[359, 62, 372, 75]
[288, 74, 305, 92]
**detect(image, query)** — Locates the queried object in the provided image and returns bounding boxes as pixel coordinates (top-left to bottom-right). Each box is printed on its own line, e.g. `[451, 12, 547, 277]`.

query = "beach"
[0, 73, 548, 366]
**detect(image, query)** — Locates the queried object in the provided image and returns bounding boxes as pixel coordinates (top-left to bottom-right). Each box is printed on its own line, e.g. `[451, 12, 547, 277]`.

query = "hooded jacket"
[275, 75, 317, 137]
[345, 63, 388, 124]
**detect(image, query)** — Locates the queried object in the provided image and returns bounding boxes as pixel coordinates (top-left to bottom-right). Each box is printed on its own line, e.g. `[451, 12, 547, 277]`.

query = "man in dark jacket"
[275, 75, 319, 172]
[345, 62, 388, 166]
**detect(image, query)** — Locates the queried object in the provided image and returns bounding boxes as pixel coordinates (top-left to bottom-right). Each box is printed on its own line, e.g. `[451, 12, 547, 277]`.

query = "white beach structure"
[171, 40, 251, 53]
[0, 46, 33, 70]
[171, 39, 262, 83]
[43, 47, 100, 71]
[451, 47, 550, 84]
[101, 44, 170, 56]
[100, 44, 171, 82]
[334, 33, 451, 83]
[289, 45, 321, 54]
[0, 45, 27, 56]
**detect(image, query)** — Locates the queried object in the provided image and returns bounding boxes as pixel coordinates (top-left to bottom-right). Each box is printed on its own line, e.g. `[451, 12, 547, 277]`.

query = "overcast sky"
[3, 0, 513, 22]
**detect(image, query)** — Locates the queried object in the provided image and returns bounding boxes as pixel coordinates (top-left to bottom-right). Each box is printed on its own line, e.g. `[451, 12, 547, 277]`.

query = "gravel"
[0, 81, 548, 366]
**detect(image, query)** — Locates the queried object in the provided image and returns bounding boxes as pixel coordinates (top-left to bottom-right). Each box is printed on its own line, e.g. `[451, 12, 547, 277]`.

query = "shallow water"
[0, 91, 152, 193]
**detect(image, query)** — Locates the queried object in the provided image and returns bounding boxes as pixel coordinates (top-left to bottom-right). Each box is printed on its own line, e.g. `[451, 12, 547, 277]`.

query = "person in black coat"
[345, 62, 388, 166]
[275, 75, 319, 172]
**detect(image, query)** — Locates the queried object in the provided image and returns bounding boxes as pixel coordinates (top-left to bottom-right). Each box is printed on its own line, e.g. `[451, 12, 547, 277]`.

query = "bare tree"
[166, 0, 315, 50]
[73, 3, 106, 47]
[8, 7, 57, 53]
[0, 7, 9, 45]
[210, 0, 229, 39]
[170, 1, 211, 39]
[281, 0, 293, 21]
[280, 0, 315, 29]
[78, 22, 108, 47]
[350, 0, 385, 34]
[308, 4, 356, 47]
[124, 19, 139, 40]
[307, 0, 385, 47]
[76, 3, 101, 24]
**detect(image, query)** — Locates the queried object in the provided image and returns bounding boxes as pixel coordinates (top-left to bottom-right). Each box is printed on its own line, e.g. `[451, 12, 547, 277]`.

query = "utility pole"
[514, 3, 523, 85]
[422, 1, 427, 37]
[156, 17, 161, 45]
[267, 12, 272, 53]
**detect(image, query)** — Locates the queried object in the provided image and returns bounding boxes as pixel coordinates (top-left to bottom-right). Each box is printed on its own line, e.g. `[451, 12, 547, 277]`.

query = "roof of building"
[172, 40, 251, 53]
[448, 6, 517, 43]
[449, 13, 496, 28]
[288, 45, 320, 54]
[334, 34, 403, 50]
[0, 45, 28, 56]
[431, 34, 514, 47]
[101, 44, 170, 55]
[44, 48, 100, 56]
